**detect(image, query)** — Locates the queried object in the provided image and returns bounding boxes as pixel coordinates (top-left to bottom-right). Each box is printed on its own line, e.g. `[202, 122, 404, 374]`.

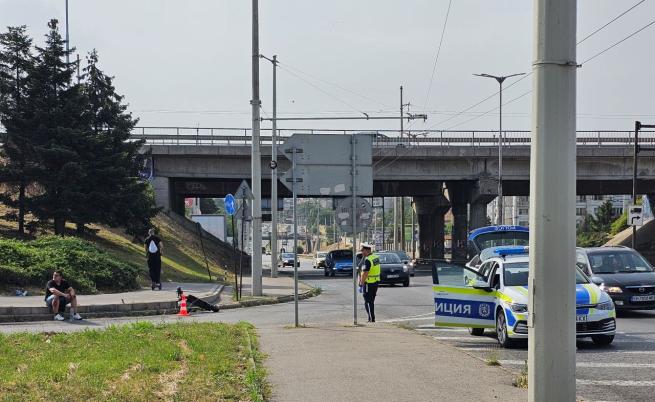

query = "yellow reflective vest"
[365, 254, 381, 284]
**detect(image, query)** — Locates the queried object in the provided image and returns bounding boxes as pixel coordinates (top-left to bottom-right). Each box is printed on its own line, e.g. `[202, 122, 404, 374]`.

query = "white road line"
[416, 326, 469, 331]
[500, 360, 655, 368]
[430, 336, 499, 343]
[577, 379, 655, 387]
[380, 313, 435, 323]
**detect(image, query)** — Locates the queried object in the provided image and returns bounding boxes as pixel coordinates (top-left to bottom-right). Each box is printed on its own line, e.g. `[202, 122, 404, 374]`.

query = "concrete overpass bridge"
[134, 127, 655, 259]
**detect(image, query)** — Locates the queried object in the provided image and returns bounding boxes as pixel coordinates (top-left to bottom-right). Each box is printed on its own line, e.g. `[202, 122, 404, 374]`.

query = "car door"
[433, 264, 497, 329]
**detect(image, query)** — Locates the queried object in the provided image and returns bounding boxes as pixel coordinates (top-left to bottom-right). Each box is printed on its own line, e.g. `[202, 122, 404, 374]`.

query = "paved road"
[3, 258, 654, 401]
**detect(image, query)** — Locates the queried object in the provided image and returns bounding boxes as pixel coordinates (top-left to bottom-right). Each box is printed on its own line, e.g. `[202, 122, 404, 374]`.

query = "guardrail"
[130, 126, 655, 148]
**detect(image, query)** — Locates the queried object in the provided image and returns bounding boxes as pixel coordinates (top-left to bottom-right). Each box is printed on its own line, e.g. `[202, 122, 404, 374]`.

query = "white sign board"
[629, 205, 644, 226]
[191, 214, 227, 241]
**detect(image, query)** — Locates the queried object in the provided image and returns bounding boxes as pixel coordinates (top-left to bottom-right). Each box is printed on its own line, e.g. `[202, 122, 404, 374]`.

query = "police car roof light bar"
[494, 246, 529, 257]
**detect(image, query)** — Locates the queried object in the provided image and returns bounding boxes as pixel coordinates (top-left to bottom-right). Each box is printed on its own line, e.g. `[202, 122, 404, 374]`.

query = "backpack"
[148, 240, 159, 254]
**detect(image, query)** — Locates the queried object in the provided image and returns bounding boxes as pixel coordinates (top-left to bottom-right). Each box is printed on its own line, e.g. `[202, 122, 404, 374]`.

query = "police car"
[466, 225, 529, 270]
[433, 247, 616, 347]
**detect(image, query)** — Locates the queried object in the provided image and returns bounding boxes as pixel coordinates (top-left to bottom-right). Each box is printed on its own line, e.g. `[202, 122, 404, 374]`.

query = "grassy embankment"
[0, 322, 268, 402]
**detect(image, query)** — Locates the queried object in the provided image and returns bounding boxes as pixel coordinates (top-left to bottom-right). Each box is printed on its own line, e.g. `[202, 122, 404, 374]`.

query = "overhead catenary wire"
[421, 0, 453, 111]
[427, 1, 653, 130]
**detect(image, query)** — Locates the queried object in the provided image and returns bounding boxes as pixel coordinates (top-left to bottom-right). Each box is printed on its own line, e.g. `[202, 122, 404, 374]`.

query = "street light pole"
[65, 0, 70, 65]
[261, 54, 279, 277]
[250, 0, 263, 296]
[474, 72, 525, 225]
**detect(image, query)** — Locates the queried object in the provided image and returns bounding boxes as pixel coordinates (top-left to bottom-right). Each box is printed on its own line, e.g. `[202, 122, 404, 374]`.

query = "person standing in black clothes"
[145, 228, 164, 290]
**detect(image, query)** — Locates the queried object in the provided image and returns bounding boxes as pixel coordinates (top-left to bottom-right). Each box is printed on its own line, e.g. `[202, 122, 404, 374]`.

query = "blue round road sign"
[224, 194, 237, 216]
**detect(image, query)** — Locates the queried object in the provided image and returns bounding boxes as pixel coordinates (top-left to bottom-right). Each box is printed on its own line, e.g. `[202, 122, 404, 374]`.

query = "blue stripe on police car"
[434, 298, 496, 320]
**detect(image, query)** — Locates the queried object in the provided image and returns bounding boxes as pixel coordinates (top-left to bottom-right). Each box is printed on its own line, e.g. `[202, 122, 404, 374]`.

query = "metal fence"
[129, 126, 655, 148]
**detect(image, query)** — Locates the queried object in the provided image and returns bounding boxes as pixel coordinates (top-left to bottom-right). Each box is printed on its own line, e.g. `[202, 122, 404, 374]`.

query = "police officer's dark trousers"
[363, 282, 378, 322]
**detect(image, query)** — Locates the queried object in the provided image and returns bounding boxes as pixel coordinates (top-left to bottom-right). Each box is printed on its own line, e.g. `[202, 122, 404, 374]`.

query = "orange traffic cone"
[177, 294, 190, 316]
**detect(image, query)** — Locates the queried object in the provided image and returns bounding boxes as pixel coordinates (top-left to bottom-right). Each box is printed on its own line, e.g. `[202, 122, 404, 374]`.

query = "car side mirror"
[402, 260, 409, 264]
[590, 276, 603, 286]
[470, 279, 492, 291]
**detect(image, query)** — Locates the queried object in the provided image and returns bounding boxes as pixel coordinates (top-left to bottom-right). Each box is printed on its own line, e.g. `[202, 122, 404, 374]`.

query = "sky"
[2, 0, 654, 133]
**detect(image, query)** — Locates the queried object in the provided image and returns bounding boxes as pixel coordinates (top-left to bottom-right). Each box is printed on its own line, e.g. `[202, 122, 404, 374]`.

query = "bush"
[0, 236, 141, 294]
[576, 232, 608, 247]
[610, 213, 628, 236]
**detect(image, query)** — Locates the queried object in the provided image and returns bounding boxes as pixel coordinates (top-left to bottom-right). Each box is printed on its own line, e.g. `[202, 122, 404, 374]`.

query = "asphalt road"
[3, 257, 654, 401]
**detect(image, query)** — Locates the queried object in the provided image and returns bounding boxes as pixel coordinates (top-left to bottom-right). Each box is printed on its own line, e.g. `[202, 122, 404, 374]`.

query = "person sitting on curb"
[45, 271, 82, 321]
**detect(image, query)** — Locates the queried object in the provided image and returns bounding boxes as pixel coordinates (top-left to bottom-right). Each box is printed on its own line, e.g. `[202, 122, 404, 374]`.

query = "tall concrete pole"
[250, 0, 263, 296]
[498, 80, 504, 225]
[270, 55, 279, 277]
[400, 86, 405, 250]
[528, 0, 577, 400]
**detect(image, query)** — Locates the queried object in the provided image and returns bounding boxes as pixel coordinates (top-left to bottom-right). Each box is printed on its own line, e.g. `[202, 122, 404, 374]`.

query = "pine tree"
[0, 26, 35, 237]
[22, 19, 85, 235]
[200, 198, 219, 214]
[74, 49, 158, 236]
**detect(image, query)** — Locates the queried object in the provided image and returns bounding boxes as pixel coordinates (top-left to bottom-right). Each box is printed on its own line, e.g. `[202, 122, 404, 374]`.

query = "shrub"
[610, 213, 628, 236]
[0, 236, 141, 294]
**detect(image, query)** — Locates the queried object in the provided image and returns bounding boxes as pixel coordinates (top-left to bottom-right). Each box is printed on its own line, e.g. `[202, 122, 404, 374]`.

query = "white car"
[314, 252, 327, 269]
[433, 246, 616, 347]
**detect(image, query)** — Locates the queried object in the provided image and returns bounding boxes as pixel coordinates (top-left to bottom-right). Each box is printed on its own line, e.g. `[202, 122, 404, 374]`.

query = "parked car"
[325, 249, 354, 277]
[279, 252, 300, 267]
[314, 252, 327, 269]
[377, 252, 410, 287]
[387, 250, 414, 276]
[576, 246, 655, 310]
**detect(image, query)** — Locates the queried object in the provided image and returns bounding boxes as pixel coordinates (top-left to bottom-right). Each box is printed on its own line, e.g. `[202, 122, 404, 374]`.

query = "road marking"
[500, 360, 655, 368]
[416, 325, 468, 332]
[380, 312, 435, 323]
[430, 336, 499, 343]
[577, 379, 655, 387]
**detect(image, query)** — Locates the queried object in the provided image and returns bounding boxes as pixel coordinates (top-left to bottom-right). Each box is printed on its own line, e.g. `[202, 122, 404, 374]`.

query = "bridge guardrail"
[129, 127, 655, 148]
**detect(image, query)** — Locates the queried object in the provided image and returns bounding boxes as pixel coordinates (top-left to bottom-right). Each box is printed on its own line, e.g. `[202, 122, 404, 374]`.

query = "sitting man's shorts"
[46, 295, 69, 313]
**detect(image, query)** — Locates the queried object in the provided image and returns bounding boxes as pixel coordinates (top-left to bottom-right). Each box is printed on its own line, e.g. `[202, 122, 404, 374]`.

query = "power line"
[581, 18, 655, 64]
[278, 64, 368, 116]
[577, 0, 647, 45]
[421, 0, 453, 110]
[444, 90, 531, 130]
[429, 3, 651, 130]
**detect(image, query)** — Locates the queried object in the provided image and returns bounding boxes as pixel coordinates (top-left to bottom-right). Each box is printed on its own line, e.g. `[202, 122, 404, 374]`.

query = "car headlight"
[403, 265, 408, 272]
[600, 284, 623, 294]
[597, 301, 615, 311]
[510, 303, 528, 313]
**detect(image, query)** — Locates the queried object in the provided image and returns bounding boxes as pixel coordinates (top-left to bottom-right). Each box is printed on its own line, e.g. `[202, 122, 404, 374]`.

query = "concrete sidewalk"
[259, 323, 527, 402]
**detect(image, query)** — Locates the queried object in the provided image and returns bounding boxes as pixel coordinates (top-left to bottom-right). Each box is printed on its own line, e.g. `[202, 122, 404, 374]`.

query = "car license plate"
[631, 295, 655, 302]
[387, 274, 400, 278]
[576, 315, 587, 322]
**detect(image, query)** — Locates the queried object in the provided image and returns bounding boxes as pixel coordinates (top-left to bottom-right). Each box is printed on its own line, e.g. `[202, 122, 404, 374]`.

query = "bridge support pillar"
[413, 195, 450, 259]
[152, 177, 172, 211]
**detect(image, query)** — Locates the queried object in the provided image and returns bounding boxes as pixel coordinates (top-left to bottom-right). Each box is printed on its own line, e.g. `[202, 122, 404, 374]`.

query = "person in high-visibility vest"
[358, 243, 380, 322]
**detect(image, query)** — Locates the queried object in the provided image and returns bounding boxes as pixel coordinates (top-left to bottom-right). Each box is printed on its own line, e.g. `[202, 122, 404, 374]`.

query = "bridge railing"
[129, 127, 655, 148]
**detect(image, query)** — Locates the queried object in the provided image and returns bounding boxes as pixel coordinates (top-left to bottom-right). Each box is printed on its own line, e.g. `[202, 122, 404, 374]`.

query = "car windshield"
[331, 250, 353, 259]
[392, 251, 410, 261]
[281, 253, 294, 259]
[378, 253, 401, 264]
[587, 250, 654, 274]
[503, 262, 588, 286]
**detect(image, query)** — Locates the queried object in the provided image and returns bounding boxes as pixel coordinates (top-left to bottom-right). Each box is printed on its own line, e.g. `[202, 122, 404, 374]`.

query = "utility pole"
[474, 72, 525, 225]
[633, 121, 655, 249]
[399, 86, 405, 251]
[65, 0, 70, 65]
[250, 0, 263, 296]
[528, 0, 576, 401]
[261, 54, 278, 277]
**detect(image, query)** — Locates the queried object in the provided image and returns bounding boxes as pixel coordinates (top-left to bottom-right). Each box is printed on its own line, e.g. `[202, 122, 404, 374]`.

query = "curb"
[0, 284, 225, 323]
[218, 287, 319, 310]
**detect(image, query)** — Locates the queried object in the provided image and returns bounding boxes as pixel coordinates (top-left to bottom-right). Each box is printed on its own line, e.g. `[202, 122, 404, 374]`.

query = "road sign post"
[225, 194, 239, 300]
[292, 147, 299, 328]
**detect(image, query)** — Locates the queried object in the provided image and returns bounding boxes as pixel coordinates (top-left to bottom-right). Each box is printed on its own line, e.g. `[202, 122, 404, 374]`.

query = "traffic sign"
[278, 134, 373, 196]
[629, 205, 643, 226]
[224, 194, 237, 216]
[234, 180, 254, 200]
[335, 197, 373, 234]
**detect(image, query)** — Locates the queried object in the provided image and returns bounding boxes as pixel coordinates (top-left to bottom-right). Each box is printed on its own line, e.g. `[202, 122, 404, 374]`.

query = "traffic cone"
[177, 294, 190, 316]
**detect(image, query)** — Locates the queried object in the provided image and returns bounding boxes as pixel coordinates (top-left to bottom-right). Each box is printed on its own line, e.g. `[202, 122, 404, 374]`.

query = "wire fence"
[129, 126, 655, 148]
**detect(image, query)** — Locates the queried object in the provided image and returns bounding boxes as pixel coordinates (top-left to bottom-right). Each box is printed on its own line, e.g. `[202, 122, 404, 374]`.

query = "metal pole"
[352, 134, 358, 326]
[400, 86, 405, 250]
[498, 79, 504, 225]
[411, 199, 416, 259]
[382, 197, 386, 249]
[232, 216, 239, 301]
[292, 148, 299, 327]
[271, 55, 279, 278]
[250, 0, 263, 296]
[633, 121, 640, 249]
[65, 0, 70, 65]
[528, 0, 577, 400]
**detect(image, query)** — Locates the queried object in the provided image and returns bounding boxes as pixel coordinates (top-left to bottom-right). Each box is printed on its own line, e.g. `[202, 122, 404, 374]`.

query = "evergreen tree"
[22, 19, 86, 235]
[590, 200, 614, 233]
[0, 26, 35, 237]
[199, 198, 220, 214]
[75, 49, 158, 236]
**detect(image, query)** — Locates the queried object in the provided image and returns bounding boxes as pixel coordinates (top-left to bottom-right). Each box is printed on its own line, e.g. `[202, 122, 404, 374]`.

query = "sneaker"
[71, 313, 82, 320]
[54, 314, 65, 321]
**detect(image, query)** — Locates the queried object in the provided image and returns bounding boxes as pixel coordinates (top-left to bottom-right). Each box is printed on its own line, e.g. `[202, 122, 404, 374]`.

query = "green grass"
[0, 322, 268, 402]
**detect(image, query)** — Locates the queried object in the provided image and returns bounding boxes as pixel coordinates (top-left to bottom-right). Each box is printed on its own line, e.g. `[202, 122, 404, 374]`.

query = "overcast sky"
[2, 0, 654, 132]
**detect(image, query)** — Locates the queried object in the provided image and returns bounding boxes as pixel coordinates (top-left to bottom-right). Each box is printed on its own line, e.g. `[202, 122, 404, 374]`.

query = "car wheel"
[496, 310, 515, 348]
[591, 335, 614, 346]
[403, 279, 410, 287]
[469, 328, 485, 336]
